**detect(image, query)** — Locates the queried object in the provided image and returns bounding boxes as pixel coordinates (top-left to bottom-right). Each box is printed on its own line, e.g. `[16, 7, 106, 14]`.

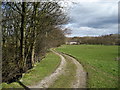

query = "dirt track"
[29, 49, 86, 88]
[63, 54, 86, 88]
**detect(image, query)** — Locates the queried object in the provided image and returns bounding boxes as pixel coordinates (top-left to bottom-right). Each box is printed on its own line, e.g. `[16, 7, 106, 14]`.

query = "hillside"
[66, 34, 119, 45]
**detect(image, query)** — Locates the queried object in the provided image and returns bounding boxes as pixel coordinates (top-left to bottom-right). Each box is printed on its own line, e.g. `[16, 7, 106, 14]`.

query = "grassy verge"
[56, 45, 118, 88]
[50, 54, 77, 88]
[2, 51, 61, 88]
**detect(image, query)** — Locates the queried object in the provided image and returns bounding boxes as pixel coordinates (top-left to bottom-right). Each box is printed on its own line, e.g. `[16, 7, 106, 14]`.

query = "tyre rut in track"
[29, 50, 67, 88]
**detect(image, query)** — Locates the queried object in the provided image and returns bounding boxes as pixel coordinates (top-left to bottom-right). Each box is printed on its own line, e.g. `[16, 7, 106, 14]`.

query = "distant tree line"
[1, 2, 68, 83]
[66, 34, 120, 45]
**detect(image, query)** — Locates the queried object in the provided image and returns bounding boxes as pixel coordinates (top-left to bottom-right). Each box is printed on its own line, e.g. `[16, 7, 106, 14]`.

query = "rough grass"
[1, 82, 23, 88]
[50, 54, 77, 88]
[56, 45, 118, 88]
[1, 51, 61, 88]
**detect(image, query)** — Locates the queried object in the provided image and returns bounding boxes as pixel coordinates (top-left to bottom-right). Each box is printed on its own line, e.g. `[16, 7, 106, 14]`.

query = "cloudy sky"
[62, 0, 119, 37]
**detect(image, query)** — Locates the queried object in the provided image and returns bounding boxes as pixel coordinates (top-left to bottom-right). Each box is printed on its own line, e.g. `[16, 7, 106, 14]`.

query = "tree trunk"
[31, 3, 38, 66]
[31, 41, 35, 66]
[20, 2, 26, 72]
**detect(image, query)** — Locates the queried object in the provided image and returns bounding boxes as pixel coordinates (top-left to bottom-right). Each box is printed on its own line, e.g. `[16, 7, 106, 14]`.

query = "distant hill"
[66, 34, 120, 45]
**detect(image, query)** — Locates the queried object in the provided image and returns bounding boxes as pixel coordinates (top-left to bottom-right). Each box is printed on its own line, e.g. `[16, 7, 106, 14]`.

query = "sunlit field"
[56, 45, 119, 88]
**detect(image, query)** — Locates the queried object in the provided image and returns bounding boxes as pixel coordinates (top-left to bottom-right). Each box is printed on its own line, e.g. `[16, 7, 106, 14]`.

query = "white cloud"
[66, 26, 118, 37]
[67, 0, 119, 3]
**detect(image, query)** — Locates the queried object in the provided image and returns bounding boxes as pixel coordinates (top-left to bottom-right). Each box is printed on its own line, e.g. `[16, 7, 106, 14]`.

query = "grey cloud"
[65, 2, 118, 37]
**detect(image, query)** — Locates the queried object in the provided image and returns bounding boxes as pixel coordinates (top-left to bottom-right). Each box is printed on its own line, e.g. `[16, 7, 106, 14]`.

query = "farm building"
[66, 41, 79, 45]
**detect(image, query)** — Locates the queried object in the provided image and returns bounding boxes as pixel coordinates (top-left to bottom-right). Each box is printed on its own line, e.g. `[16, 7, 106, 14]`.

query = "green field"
[56, 45, 119, 88]
[2, 52, 61, 88]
